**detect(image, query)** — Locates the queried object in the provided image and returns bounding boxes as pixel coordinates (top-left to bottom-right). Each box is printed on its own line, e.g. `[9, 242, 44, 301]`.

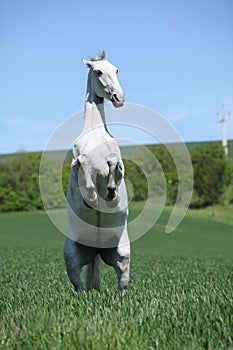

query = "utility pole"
[216, 104, 231, 156]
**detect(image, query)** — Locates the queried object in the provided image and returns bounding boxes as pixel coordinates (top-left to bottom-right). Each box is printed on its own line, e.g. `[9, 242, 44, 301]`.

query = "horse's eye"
[95, 70, 102, 77]
[116, 69, 119, 73]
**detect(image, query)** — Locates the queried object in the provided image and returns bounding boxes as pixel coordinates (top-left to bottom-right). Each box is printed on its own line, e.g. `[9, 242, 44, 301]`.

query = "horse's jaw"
[112, 100, 124, 108]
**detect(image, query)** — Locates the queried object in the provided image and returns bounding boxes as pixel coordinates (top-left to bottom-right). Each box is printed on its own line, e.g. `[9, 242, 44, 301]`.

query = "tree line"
[0, 142, 232, 212]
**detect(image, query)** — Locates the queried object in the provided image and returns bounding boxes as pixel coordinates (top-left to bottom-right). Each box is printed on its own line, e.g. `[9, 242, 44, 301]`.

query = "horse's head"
[83, 51, 125, 108]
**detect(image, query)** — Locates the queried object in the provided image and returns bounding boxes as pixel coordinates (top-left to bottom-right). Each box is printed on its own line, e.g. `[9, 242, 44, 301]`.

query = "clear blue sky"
[1, 0, 233, 153]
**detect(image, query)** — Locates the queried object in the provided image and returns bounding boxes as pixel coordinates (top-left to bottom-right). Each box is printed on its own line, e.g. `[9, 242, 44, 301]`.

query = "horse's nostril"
[112, 94, 120, 102]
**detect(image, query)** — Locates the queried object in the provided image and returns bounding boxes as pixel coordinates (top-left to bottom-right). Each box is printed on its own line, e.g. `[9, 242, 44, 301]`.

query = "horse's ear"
[83, 59, 93, 68]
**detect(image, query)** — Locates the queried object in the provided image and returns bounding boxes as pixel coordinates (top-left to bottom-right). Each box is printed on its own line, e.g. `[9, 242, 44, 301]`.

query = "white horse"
[64, 52, 130, 294]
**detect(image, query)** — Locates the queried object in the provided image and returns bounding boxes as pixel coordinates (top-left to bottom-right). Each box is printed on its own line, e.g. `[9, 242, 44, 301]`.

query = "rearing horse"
[64, 52, 130, 295]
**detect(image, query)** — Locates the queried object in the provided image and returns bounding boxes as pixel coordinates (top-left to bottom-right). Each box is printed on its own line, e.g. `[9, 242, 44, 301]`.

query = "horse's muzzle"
[110, 92, 125, 108]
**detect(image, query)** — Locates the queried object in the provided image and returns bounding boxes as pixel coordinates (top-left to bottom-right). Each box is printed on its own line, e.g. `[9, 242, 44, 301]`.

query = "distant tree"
[0, 151, 71, 212]
[0, 152, 43, 212]
[124, 145, 182, 204]
[191, 143, 230, 206]
[124, 159, 148, 201]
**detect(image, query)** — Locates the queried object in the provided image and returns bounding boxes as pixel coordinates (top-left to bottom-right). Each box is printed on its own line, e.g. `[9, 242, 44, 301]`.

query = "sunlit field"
[0, 204, 233, 349]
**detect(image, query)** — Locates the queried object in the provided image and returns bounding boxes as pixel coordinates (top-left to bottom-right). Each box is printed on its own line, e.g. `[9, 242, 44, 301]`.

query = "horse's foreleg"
[64, 238, 84, 291]
[105, 160, 120, 207]
[78, 155, 98, 209]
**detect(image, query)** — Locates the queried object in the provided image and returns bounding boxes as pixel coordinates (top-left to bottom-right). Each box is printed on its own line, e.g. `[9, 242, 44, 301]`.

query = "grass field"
[0, 204, 233, 349]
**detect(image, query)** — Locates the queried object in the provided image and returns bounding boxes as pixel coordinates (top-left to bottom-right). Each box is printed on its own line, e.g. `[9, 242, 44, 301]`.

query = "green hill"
[186, 139, 233, 160]
[0, 140, 233, 163]
[1, 139, 233, 162]
[0, 140, 232, 212]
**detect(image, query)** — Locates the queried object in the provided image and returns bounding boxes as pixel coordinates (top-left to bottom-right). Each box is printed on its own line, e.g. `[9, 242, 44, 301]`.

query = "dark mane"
[90, 51, 106, 61]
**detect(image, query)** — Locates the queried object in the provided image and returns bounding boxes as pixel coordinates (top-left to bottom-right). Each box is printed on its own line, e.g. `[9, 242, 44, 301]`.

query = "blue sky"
[0, 0, 233, 153]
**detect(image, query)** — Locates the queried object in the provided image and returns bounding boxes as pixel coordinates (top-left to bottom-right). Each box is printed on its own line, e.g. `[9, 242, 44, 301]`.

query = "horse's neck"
[83, 101, 106, 132]
[83, 71, 107, 133]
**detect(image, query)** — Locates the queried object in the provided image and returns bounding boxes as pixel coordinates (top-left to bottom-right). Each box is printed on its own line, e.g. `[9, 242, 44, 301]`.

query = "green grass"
[0, 204, 233, 349]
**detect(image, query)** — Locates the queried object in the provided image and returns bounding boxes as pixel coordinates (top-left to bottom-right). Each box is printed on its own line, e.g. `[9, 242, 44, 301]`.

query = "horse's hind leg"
[86, 254, 101, 291]
[64, 238, 84, 291]
[115, 254, 130, 296]
[100, 239, 130, 295]
[115, 230, 130, 295]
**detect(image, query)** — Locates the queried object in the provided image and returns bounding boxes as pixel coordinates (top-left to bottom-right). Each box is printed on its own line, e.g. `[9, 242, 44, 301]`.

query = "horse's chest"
[76, 130, 119, 158]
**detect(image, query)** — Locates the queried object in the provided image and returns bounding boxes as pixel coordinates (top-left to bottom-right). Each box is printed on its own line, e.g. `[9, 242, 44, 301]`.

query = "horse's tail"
[86, 254, 101, 291]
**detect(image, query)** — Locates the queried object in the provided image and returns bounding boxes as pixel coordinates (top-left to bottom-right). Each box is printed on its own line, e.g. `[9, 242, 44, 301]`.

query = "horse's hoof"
[120, 289, 126, 297]
[106, 193, 119, 208]
[83, 196, 98, 209]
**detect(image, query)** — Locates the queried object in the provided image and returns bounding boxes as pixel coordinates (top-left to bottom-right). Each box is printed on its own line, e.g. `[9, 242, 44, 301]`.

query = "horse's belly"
[67, 179, 128, 248]
[67, 202, 127, 248]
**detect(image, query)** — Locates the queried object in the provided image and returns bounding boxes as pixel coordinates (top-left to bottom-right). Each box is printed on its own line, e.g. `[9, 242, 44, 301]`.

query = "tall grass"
[0, 205, 233, 349]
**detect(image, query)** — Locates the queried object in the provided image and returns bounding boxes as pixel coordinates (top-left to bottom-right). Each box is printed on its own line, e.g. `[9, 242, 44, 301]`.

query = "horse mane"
[90, 51, 106, 62]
